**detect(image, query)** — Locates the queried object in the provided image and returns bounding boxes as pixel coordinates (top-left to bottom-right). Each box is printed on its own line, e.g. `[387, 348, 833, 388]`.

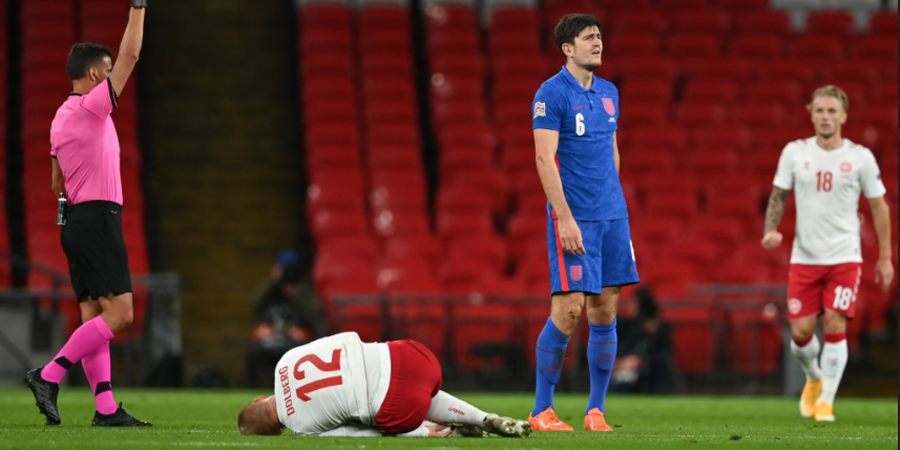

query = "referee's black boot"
[92, 403, 153, 427]
[24, 368, 61, 425]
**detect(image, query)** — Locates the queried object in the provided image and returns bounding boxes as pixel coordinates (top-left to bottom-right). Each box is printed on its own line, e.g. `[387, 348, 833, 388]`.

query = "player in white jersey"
[237, 332, 531, 438]
[761, 86, 894, 423]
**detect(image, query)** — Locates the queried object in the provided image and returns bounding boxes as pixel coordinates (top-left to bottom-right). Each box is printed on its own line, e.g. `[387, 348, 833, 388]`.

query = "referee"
[25, 1, 150, 427]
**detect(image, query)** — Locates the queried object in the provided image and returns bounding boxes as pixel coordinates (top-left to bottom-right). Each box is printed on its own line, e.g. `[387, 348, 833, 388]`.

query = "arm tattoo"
[764, 187, 789, 233]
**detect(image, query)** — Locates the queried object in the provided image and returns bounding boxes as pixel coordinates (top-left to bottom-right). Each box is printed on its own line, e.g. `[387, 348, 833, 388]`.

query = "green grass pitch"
[0, 388, 896, 449]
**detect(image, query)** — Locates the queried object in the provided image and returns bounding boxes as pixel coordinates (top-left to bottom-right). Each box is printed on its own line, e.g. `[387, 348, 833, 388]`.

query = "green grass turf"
[0, 388, 896, 449]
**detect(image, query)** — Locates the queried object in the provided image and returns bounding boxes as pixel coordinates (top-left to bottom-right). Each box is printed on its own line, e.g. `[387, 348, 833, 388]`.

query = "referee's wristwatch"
[131, 0, 147, 8]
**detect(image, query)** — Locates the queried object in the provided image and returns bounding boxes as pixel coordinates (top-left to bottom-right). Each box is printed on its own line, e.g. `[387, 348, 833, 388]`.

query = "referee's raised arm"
[109, 1, 147, 97]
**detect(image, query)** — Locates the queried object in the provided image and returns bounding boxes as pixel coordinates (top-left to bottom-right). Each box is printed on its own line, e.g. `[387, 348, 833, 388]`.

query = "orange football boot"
[527, 407, 574, 431]
[584, 408, 613, 432]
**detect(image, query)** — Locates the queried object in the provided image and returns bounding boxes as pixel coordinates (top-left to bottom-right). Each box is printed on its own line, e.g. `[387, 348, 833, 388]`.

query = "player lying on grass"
[237, 332, 531, 438]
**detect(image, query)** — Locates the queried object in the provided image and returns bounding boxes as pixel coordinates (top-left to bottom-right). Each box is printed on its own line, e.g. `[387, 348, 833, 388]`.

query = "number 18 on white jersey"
[773, 138, 886, 265]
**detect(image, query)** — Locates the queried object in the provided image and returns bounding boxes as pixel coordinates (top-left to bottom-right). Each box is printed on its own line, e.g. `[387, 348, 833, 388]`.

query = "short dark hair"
[66, 43, 114, 81]
[553, 14, 602, 58]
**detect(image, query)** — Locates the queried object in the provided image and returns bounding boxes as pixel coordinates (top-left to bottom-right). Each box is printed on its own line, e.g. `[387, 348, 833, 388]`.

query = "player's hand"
[426, 424, 452, 437]
[557, 215, 586, 256]
[874, 257, 894, 292]
[760, 230, 783, 250]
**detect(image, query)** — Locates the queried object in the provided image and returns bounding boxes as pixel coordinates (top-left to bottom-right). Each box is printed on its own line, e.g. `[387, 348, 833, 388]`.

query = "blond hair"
[237, 402, 282, 436]
[807, 85, 849, 112]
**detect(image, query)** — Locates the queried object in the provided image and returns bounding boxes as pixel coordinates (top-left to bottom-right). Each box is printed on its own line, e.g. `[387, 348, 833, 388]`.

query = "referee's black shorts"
[60, 200, 132, 301]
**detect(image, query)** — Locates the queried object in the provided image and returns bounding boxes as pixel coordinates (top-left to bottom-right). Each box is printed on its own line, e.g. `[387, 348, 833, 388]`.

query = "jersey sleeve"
[772, 143, 795, 190]
[81, 78, 118, 117]
[532, 84, 566, 131]
[316, 424, 384, 437]
[859, 149, 887, 199]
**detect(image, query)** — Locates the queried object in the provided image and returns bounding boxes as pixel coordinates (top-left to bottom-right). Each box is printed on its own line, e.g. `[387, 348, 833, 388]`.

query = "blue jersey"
[532, 67, 628, 221]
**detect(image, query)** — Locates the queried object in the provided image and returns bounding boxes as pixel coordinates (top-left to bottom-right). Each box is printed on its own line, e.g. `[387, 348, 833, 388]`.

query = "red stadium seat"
[690, 126, 753, 151]
[430, 74, 484, 103]
[438, 258, 499, 294]
[299, 3, 351, 29]
[368, 145, 421, 172]
[869, 11, 898, 37]
[690, 217, 748, 246]
[489, 30, 540, 55]
[755, 60, 817, 86]
[730, 33, 784, 59]
[610, 9, 668, 35]
[372, 210, 430, 238]
[383, 235, 443, 263]
[667, 32, 722, 59]
[621, 102, 668, 127]
[672, 10, 732, 35]
[675, 102, 728, 129]
[312, 210, 369, 240]
[793, 35, 846, 61]
[330, 301, 382, 342]
[805, 11, 855, 37]
[606, 32, 660, 58]
[625, 125, 688, 152]
[670, 239, 720, 268]
[431, 53, 487, 77]
[630, 216, 688, 244]
[306, 145, 362, 173]
[686, 148, 740, 175]
[313, 255, 372, 297]
[852, 35, 898, 61]
[367, 125, 420, 148]
[359, 4, 409, 30]
[425, 3, 478, 33]
[359, 27, 412, 53]
[616, 57, 677, 83]
[716, 0, 769, 10]
[364, 101, 416, 128]
[682, 58, 753, 83]
[436, 124, 497, 151]
[427, 30, 479, 54]
[490, 6, 539, 32]
[317, 235, 379, 261]
[619, 80, 672, 104]
[490, 55, 548, 82]
[683, 80, 740, 105]
[623, 149, 678, 174]
[734, 10, 792, 36]
[659, 0, 709, 10]
[369, 179, 428, 214]
[645, 192, 699, 220]
[361, 53, 414, 77]
[704, 192, 763, 222]
[731, 103, 787, 130]
[446, 235, 509, 269]
[432, 100, 489, 127]
[752, 80, 804, 107]
[306, 180, 366, 216]
[437, 211, 494, 238]
[436, 186, 493, 215]
[715, 262, 774, 284]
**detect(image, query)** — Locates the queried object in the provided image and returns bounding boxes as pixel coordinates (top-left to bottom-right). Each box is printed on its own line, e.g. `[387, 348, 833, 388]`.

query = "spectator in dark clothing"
[610, 286, 676, 394]
[245, 250, 324, 388]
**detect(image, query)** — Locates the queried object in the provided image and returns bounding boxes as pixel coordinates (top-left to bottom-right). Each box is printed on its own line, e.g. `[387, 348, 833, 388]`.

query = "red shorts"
[374, 339, 442, 435]
[787, 263, 862, 321]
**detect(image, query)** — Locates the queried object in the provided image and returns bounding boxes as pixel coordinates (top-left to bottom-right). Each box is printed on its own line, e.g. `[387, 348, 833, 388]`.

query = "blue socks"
[533, 317, 570, 416]
[586, 319, 617, 414]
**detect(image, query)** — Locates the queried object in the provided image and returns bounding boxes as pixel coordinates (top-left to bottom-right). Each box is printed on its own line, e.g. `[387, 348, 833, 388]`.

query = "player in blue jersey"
[527, 14, 639, 433]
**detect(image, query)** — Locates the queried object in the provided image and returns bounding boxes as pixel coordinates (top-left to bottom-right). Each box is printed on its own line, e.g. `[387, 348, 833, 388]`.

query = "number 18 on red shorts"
[787, 262, 862, 321]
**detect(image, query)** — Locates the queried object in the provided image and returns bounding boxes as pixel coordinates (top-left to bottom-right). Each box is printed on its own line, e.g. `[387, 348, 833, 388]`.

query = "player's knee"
[790, 325, 814, 343]
[822, 312, 847, 334]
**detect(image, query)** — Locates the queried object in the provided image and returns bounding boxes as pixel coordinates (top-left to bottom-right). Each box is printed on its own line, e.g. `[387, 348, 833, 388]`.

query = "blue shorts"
[547, 217, 640, 295]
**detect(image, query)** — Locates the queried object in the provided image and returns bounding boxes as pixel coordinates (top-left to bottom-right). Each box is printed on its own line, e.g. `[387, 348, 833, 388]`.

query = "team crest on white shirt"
[840, 162, 852, 173]
[534, 102, 546, 118]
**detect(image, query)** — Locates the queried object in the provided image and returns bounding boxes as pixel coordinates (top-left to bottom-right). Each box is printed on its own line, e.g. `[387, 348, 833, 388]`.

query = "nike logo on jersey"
[608, 117, 616, 123]
[573, 105, 584, 110]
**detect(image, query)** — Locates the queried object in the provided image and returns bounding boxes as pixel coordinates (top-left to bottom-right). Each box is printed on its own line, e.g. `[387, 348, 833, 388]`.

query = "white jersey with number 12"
[273, 332, 391, 436]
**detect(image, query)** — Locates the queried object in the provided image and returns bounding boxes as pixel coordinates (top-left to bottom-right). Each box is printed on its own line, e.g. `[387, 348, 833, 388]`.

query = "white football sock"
[818, 339, 848, 405]
[790, 335, 822, 382]
[426, 390, 488, 426]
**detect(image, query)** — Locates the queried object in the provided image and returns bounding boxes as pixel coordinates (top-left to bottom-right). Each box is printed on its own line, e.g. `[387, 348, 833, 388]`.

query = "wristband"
[131, 0, 147, 8]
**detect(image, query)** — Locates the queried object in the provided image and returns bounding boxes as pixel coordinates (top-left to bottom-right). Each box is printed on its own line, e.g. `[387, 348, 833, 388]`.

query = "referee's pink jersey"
[50, 78, 123, 205]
